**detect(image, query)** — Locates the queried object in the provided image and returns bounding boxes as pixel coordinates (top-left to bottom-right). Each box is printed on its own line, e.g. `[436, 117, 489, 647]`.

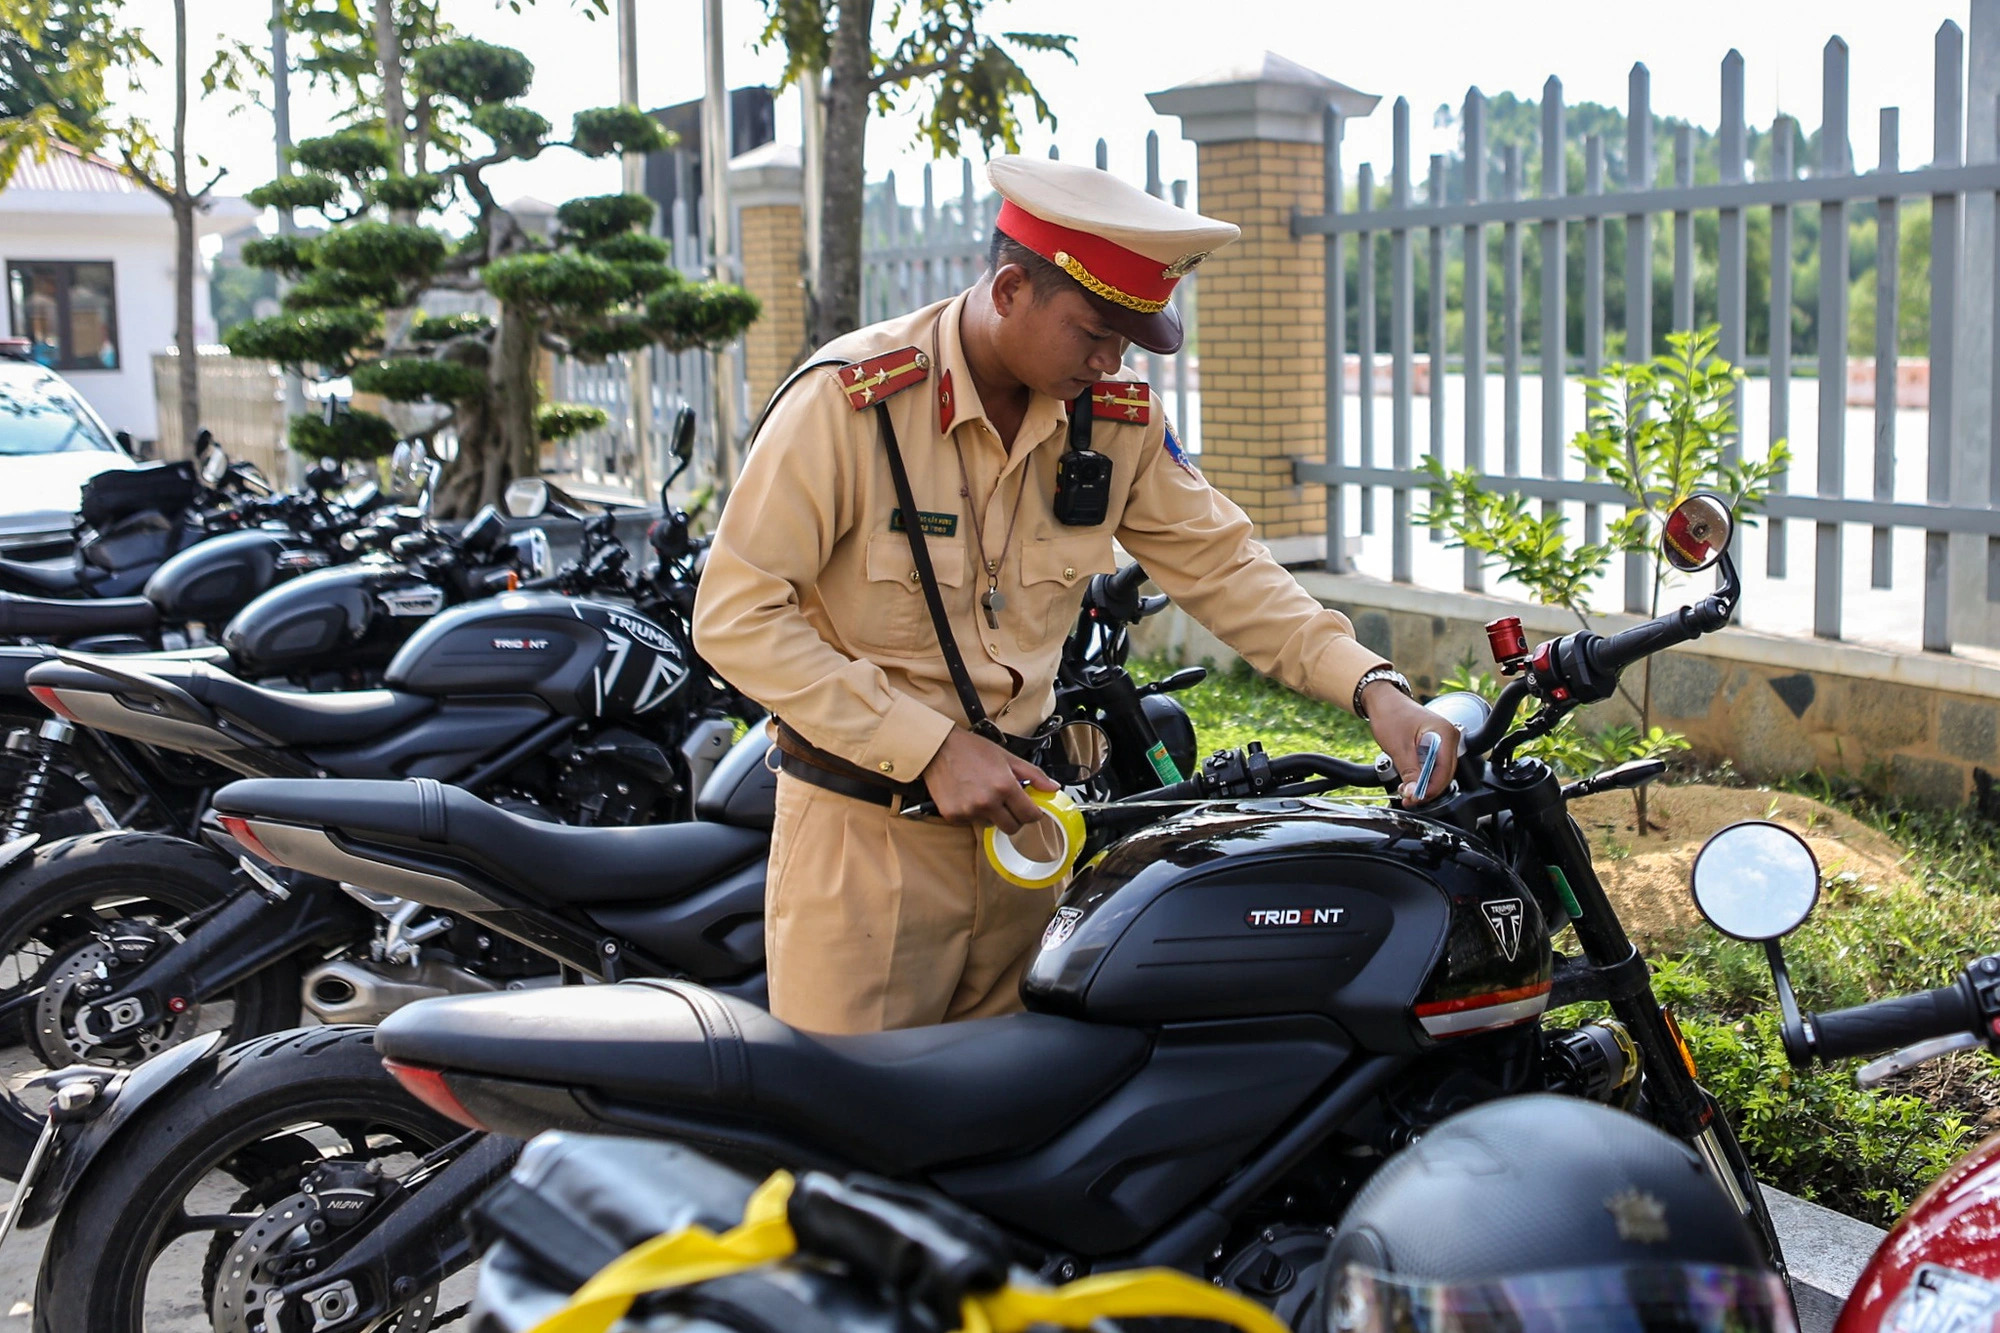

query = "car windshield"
[0, 371, 117, 456]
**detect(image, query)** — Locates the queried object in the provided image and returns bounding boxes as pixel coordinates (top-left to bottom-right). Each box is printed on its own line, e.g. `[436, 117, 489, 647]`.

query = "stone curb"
[1766, 1185, 1887, 1333]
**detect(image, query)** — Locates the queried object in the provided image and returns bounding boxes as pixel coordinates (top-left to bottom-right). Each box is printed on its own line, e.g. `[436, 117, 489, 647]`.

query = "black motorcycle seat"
[0, 556, 79, 596]
[376, 980, 1152, 1174]
[0, 643, 232, 696]
[35, 657, 432, 746]
[0, 590, 158, 638]
[211, 777, 769, 903]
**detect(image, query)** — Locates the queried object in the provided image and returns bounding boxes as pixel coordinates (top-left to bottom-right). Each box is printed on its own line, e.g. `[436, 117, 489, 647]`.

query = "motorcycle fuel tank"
[1022, 799, 1550, 1054]
[384, 593, 693, 721]
[1835, 1130, 2000, 1333]
[142, 528, 315, 622]
[223, 560, 440, 675]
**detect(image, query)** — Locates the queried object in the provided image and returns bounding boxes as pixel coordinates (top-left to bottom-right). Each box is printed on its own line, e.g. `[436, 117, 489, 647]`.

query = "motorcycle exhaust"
[302, 957, 499, 1026]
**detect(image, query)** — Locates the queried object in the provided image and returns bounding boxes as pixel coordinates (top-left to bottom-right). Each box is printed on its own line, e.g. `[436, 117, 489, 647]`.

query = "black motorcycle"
[0, 495, 1783, 1333]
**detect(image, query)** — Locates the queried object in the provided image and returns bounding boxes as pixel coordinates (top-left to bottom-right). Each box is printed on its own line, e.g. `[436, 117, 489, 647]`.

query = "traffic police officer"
[693, 155, 1456, 1035]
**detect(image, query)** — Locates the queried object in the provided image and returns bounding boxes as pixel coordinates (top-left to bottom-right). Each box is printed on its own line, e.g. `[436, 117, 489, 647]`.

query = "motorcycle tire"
[0, 832, 302, 1180]
[34, 1026, 460, 1333]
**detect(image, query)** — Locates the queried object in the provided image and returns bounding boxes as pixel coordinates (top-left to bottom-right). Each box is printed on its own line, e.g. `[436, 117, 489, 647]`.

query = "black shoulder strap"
[874, 401, 1004, 744]
[1068, 389, 1094, 452]
[744, 355, 846, 453]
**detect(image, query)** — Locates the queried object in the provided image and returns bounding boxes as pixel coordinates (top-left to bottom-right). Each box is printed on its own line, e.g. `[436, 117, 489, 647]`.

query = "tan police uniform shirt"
[692, 291, 1389, 775]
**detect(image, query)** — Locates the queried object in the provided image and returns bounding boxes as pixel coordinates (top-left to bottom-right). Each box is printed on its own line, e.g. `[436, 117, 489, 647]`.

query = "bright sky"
[104, 0, 1978, 227]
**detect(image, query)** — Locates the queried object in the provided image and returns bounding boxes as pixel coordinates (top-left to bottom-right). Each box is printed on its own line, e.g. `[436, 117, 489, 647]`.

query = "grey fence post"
[1718, 50, 1747, 467]
[1673, 125, 1694, 333]
[1428, 153, 1446, 543]
[1815, 37, 1851, 641]
[1540, 78, 1567, 521]
[1583, 134, 1605, 545]
[1358, 162, 1377, 533]
[1624, 62, 1653, 614]
[1769, 118, 1795, 580]
[1927, 21, 1963, 653]
[1325, 106, 1347, 572]
[1391, 98, 1415, 584]
[1462, 90, 1487, 591]
[1874, 108, 1901, 590]
[1503, 146, 1522, 477]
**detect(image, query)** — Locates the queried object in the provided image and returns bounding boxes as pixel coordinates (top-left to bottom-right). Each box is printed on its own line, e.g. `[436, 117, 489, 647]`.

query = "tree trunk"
[436, 305, 538, 517]
[374, 0, 407, 176]
[171, 0, 199, 453]
[811, 0, 875, 346]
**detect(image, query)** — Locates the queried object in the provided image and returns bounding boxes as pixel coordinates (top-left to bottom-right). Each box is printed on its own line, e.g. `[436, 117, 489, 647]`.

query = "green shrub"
[571, 106, 671, 158]
[536, 402, 609, 441]
[482, 251, 631, 311]
[566, 317, 659, 359]
[470, 104, 550, 156]
[239, 234, 316, 278]
[408, 311, 492, 344]
[224, 308, 379, 370]
[288, 408, 399, 461]
[586, 232, 671, 265]
[280, 269, 401, 312]
[244, 172, 342, 212]
[555, 193, 655, 243]
[414, 39, 534, 106]
[292, 130, 393, 179]
[314, 221, 447, 283]
[351, 357, 486, 404]
[644, 279, 763, 351]
[365, 173, 447, 212]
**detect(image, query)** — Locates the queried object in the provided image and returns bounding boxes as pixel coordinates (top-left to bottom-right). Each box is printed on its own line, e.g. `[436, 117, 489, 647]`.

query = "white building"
[1, 144, 252, 446]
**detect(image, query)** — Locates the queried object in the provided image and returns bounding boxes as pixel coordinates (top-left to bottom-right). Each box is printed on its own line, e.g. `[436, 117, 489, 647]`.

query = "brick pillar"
[728, 142, 807, 412]
[1149, 54, 1378, 554]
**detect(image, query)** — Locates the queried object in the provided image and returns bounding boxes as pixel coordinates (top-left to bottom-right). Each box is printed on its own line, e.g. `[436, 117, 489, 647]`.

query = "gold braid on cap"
[1052, 250, 1171, 314]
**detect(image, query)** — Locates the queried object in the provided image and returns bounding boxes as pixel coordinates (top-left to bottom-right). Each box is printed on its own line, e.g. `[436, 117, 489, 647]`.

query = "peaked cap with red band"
[988, 155, 1240, 356]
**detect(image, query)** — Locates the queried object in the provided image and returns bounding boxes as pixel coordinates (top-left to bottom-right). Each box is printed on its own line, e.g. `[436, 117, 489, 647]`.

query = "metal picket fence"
[1291, 24, 2000, 653]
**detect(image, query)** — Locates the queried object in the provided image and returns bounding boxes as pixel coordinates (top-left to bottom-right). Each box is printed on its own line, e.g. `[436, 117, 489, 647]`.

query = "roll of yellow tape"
[983, 788, 1087, 889]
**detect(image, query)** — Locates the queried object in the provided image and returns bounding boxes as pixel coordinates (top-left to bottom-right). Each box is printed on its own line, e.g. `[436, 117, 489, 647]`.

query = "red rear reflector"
[217, 815, 281, 864]
[382, 1059, 487, 1131]
[28, 686, 78, 721]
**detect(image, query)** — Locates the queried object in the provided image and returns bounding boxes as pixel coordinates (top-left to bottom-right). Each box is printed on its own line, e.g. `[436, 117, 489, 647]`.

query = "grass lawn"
[1142, 657, 1996, 1227]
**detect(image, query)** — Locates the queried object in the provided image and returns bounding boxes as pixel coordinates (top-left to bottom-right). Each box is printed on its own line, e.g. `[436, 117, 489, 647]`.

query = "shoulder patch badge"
[1164, 421, 1200, 478]
[837, 347, 930, 410]
[1090, 380, 1151, 425]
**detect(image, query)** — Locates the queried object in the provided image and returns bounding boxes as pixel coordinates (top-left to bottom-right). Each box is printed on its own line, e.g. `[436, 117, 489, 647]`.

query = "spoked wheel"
[0, 834, 300, 1180]
[34, 1026, 470, 1332]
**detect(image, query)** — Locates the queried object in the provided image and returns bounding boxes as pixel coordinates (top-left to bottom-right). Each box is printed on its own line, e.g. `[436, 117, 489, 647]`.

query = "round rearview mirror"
[1045, 720, 1111, 786]
[198, 439, 229, 487]
[1690, 820, 1820, 941]
[1424, 690, 1493, 737]
[671, 405, 697, 463]
[388, 441, 417, 500]
[1662, 493, 1735, 573]
[503, 477, 551, 519]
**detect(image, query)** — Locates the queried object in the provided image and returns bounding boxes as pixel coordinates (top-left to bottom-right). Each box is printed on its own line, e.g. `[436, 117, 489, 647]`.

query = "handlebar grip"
[1105, 560, 1149, 599]
[1592, 613, 1701, 675]
[1809, 983, 1976, 1062]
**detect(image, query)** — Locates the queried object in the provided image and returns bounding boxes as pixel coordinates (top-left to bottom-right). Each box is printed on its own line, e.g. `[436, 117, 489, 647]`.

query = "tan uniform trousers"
[764, 772, 1056, 1034]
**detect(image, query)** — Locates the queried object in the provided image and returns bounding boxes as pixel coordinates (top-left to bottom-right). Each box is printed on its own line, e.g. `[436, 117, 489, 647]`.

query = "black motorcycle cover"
[77, 461, 197, 530]
[467, 1135, 952, 1333]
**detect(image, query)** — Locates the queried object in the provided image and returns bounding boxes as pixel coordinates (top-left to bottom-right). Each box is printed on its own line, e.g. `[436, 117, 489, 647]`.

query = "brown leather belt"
[771, 721, 1040, 809]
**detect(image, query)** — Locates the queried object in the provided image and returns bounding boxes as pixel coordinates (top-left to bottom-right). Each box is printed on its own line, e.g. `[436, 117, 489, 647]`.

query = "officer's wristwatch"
[1352, 666, 1412, 720]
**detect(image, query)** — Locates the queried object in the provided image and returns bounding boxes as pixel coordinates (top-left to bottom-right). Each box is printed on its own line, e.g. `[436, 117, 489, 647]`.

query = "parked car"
[0, 338, 138, 558]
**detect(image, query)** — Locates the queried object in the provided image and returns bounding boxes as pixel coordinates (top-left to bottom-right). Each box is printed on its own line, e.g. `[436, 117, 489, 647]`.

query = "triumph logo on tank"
[1482, 898, 1526, 962]
[605, 610, 682, 659]
[1244, 907, 1345, 928]
[1042, 906, 1084, 949]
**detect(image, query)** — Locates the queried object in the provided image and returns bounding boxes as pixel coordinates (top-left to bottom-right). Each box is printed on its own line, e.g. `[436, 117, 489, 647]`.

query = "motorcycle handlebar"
[1809, 982, 1975, 1062]
[1086, 563, 1153, 625]
[1134, 751, 1385, 803]
[1592, 607, 1711, 676]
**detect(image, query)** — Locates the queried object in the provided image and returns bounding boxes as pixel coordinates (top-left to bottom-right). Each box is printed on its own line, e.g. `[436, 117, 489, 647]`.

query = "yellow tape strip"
[526, 1169, 1289, 1333]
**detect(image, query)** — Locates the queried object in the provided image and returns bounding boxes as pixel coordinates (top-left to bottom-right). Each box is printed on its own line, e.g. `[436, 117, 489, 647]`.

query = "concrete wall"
[1134, 570, 2000, 808]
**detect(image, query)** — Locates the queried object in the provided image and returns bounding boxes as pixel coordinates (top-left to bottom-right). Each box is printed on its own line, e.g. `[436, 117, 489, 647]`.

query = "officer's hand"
[1362, 682, 1461, 805]
[921, 729, 1058, 833]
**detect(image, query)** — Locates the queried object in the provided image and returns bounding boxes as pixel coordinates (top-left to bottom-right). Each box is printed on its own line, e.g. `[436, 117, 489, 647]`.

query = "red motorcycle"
[1689, 820, 2000, 1333]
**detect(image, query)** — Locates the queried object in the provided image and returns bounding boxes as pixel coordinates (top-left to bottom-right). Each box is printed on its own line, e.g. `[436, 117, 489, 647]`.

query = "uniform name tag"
[890, 509, 959, 537]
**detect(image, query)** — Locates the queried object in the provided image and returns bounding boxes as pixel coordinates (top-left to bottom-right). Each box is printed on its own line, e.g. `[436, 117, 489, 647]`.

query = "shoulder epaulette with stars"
[836, 347, 931, 410]
[1090, 380, 1152, 425]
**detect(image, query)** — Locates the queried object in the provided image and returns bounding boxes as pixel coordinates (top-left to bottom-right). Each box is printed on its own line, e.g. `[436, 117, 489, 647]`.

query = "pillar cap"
[1147, 51, 1379, 145]
[728, 141, 803, 210]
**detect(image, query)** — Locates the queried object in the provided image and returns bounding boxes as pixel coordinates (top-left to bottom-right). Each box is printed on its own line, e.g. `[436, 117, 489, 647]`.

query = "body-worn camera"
[1054, 449, 1114, 526]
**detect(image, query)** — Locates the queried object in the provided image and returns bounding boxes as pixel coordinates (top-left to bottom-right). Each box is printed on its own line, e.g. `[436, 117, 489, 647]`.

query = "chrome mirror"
[1044, 720, 1111, 786]
[197, 436, 229, 487]
[1690, 820, 1820, 941]
[503, 477, 551, 519]
[1662, 493, 1734, 573]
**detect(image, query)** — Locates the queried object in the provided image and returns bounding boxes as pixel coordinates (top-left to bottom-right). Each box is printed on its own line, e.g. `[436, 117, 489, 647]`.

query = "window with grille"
[5, 261, 120, 372]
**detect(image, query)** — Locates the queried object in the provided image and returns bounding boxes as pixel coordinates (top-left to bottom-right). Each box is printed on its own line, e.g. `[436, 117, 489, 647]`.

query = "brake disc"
[31, 935, 195, 1068]
[209, 1189, 437, 1333]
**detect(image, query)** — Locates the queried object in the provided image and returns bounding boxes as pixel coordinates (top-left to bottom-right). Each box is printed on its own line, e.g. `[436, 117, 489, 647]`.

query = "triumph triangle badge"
[1481, 898, 1525, 962]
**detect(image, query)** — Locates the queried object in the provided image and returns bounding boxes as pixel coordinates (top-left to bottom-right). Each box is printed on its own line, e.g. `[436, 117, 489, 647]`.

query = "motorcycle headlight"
[512, 526, 553, 580]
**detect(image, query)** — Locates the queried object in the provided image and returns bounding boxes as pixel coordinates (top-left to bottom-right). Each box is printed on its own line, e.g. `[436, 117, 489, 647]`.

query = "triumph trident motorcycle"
[1, 496, 1784, 1332]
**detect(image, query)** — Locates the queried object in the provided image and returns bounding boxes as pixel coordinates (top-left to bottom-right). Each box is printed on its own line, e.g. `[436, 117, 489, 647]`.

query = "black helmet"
[1323, 1095, 1795, 1333]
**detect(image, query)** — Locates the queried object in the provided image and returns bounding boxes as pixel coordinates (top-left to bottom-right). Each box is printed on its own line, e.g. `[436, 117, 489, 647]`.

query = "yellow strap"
[959, 1268, 1292, 1333]
[526, 1169, 1287, 1333]
[523, 1172, 798, 1333]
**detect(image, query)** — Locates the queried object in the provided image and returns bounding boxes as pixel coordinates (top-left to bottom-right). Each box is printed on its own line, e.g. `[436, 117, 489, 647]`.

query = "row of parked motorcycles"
[0, 436, 1986, 1333]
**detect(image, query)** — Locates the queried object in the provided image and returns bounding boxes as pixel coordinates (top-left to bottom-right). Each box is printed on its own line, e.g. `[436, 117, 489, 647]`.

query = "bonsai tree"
[223, 35, 758, 514]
